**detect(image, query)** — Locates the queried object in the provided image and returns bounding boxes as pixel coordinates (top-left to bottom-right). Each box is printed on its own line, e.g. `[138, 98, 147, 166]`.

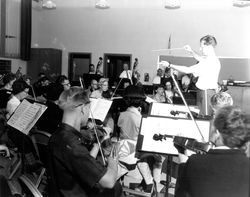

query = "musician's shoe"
[134, 182, 154, 194]
[143, 183, 154, 193]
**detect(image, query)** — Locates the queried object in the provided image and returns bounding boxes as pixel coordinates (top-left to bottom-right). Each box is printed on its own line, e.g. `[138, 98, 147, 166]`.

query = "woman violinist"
[175, 106, 250, 197]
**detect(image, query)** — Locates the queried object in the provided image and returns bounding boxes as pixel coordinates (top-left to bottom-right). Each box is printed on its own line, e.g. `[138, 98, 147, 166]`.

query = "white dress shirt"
[187, 56, 221, 90]
[119, 70, 132, 79]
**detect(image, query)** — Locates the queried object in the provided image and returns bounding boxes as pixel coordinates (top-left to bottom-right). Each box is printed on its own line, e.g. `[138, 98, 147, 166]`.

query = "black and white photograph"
[0, 0, 249, 197]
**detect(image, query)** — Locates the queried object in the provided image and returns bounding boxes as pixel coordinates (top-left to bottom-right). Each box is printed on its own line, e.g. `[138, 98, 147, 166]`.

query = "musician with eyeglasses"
[175, 105, 250, 197]
[48, 87, 122, 197]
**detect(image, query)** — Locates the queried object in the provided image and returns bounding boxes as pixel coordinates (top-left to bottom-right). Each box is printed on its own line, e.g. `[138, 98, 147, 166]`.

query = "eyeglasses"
[62, 83, 70, 86]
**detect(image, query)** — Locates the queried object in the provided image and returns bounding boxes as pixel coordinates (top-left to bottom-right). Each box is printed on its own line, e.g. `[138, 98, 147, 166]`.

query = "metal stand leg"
[204, 89, 208, 116]
[165, 156, 173, 197]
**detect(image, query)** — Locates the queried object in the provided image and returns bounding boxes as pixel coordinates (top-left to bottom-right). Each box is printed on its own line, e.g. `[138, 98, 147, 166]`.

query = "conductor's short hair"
[200, 35, 217, 47]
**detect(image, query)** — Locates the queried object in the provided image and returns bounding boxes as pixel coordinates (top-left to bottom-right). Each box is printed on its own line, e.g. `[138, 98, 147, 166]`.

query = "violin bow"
[89, 110, 106, 166]
[170, 70, 205, 142]
[79, 77, 84, 89]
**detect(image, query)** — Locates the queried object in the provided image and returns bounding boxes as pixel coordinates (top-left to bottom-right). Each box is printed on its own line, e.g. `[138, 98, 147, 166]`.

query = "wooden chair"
[28, 130, 52, 194]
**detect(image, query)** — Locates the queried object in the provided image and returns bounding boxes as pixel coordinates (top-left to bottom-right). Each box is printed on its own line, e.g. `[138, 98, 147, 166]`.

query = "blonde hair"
[98, 78, 109, 86]
[58, 86, 90, 110]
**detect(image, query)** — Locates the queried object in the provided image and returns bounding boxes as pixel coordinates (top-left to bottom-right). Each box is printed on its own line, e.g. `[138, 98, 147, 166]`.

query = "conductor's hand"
[183, 45, 193, 53]
[159, 61, 170, 68]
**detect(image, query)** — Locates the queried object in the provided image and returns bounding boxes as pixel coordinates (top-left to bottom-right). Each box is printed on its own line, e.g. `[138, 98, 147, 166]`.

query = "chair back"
[30, 130, 51, 168]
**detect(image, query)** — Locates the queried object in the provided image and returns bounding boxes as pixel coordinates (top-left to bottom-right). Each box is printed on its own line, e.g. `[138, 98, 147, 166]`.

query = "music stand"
[136, 115, 210, 196]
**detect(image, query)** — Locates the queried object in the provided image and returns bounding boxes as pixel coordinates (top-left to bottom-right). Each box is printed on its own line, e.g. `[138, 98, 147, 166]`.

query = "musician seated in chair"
[117, 85, 163, 193]
[87, 79, 98, 96]
[209, 92, 233, 146]
[175, 106, 250, 197]
[48, 87, 122, 197]
[153, 84, 167, 103]
[90, 78, 113, 99]
[6, 79, 30, 119]
[0, 73, 16, 109]
[5, 79, 42, 173]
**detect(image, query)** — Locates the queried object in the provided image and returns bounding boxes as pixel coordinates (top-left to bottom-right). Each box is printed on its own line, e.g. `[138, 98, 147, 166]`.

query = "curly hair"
[2, 73, 16, 86]
[56, 75, 68, 85]
[214, 106, 250, 149]
[210, 92, 233, 111]
[12, 79, 30, 95]
[98, 78, 109, 86]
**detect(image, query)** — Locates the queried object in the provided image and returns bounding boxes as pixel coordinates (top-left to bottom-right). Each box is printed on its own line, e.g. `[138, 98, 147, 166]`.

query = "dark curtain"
[20, 0, 32, 60]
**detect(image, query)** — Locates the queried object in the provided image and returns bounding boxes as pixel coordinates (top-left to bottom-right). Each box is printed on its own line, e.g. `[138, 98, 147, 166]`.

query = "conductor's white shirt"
[187, 56, 221, 90]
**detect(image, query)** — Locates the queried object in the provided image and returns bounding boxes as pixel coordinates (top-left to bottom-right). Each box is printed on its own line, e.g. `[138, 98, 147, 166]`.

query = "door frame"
[103, 53, 132, 82]
[68, 52, 92, 82]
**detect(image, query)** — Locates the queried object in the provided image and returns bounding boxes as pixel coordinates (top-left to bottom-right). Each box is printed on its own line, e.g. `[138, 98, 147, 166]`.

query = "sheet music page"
[145, 96, 157, 103]
[24, 103, 47, 134]
[7, 99, 47, 135]
[7, 99, 31, 126]
[7, 100, 40, 134]
[89, 98, 113, 122]
[139, 116, 210, 155]
[150, 103, 199, 118]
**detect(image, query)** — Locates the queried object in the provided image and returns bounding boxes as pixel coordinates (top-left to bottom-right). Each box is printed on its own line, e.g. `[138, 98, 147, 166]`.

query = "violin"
[170, 110, 212, 120]
[81, 125, 106, 149]
[153, 133, 213, 154]
[81, 125, 113, 154]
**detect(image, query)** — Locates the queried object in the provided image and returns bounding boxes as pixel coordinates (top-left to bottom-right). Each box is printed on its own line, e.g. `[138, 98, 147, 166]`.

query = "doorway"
[68, 52, 91, 84]
[104, 53, 132, 86]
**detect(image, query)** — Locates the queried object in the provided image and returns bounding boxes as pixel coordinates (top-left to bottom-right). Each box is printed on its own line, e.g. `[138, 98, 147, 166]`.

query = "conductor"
[160, 35, 221, 116]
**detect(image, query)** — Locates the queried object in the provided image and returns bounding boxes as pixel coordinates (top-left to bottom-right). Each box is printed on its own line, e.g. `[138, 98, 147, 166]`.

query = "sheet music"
[7, 99, 47, 135]
[138, 116, 210, 155]
[89, 98, 113, 122]
[145, 96, 157, 103]
[150, 102, 200, 118]
[24, 102, 47, 133]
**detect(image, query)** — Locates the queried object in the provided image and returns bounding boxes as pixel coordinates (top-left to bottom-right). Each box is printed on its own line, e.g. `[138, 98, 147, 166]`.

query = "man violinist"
[48, 87, 122, 197]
